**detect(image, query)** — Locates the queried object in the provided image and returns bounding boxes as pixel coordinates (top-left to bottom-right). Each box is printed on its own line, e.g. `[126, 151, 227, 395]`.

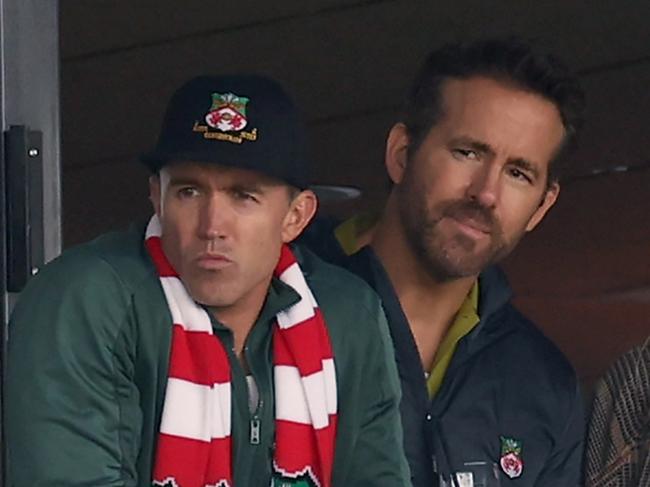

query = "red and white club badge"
[205, 92, 249, 132]
[499, 436, 524, 479]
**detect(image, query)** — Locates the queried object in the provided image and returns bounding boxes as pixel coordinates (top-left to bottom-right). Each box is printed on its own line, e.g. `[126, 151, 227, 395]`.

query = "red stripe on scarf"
[167, 325, 231, 385]
[274, 419, 337, 487]
[273, 310, 333, 376]
[153, 434, 232, 487]
[274, 244, 296, 277]
[145, 236, 178, 277]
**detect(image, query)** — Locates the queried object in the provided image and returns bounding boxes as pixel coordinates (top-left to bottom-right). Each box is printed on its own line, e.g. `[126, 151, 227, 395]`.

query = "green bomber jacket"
[6, 225, 411, 486]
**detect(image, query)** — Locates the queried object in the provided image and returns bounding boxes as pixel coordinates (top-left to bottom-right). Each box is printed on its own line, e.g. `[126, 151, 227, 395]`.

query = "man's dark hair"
[402, 37, 585, 182]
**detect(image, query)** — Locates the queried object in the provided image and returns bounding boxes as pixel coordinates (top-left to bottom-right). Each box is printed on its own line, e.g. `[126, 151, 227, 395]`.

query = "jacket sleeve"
[533, 382, 586, 486]
[6, 250, 142, 486]
[341, 304, 413, 486]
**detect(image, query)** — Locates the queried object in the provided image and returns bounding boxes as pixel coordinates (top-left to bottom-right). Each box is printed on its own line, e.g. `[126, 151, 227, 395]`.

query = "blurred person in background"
[585, 338, 650, 486]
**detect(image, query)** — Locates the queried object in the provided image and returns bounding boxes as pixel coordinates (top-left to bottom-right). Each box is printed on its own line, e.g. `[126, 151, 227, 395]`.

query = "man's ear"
[526, 181, 560, 232]
[149, 174, 162, 217]
[281, 189, 318, 243]
[385, 123, 411, 185]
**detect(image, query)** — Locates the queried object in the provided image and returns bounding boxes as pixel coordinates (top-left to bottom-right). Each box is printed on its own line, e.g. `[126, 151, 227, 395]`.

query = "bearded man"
[330, 38, 587, 486]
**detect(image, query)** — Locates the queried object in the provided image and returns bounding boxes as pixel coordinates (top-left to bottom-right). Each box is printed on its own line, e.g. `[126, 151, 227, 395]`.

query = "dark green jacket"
[7, 226, 411, 486]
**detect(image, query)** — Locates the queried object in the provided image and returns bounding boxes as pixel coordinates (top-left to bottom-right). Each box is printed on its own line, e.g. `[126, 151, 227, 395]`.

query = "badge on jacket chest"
[499, 436, 524, 479]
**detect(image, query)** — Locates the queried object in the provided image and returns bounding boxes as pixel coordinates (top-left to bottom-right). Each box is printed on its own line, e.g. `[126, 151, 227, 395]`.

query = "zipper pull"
[250, 417, 261, 445]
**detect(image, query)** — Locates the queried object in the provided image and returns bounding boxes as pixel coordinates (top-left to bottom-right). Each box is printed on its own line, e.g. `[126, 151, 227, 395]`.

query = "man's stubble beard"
[396, 174, 519, 283]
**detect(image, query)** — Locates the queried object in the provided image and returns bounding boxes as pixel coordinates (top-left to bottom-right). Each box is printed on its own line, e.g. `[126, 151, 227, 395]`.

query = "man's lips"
[195, 253, 233, 270]
[446, 215, 492, 239]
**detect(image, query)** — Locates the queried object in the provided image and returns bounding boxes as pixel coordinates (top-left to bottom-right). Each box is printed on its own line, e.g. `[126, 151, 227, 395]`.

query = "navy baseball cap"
[141, 75, 309, 189]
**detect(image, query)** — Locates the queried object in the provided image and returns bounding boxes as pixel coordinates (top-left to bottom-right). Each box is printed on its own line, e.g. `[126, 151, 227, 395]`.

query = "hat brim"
[310, 185, 362, 203]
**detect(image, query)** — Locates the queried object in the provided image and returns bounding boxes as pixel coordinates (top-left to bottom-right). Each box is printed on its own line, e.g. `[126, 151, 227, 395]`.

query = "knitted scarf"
[145, 216, 337, 487]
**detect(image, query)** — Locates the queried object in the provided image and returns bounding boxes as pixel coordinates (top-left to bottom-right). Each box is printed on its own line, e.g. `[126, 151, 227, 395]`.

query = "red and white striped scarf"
[144, 216, 337, 487]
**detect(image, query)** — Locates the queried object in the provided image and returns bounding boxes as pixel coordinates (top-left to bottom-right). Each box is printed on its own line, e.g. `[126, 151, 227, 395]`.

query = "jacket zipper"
[250, 395, 263, 445]
[250, 415, 261, 445]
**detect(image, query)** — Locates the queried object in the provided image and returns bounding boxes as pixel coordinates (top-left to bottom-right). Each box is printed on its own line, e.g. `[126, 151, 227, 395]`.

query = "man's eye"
[233, 190, 258, 203]
[508, 168, 533, 184]
[178, 187, 200, 198]
[452, 148, 479, 160]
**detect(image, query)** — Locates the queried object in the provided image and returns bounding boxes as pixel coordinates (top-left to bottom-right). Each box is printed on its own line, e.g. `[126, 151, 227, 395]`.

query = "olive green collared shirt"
[426, 282, 480, 397]
[335, 215, 481, 398]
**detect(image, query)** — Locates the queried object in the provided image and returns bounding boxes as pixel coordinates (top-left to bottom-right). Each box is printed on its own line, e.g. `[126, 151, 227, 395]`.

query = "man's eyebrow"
[167, 175, 202, 186]
[230, 182, 266, 194]
[450, 136, 494, 156]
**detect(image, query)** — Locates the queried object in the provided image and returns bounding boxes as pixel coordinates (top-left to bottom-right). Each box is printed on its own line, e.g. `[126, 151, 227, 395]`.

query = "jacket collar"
[350, 247, 516, 343]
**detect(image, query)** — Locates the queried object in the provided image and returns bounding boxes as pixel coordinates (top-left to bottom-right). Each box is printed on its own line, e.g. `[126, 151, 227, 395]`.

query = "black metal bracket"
[4, 125, 44, 292]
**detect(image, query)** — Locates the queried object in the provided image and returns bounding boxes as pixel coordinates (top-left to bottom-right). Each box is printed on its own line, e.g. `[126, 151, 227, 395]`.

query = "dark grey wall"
[59, 0, 650, 387]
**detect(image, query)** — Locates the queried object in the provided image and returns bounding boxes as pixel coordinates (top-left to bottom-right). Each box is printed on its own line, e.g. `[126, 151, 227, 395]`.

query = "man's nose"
[198, 194, 232, 240]
[467, 162, 501, 209]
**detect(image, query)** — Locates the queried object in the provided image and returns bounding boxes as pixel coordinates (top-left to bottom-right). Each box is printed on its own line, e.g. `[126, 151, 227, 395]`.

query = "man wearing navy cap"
[6, 76, 411, 486]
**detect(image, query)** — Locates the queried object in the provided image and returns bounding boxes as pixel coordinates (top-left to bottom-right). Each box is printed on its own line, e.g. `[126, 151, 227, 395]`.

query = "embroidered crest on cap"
[499, 436, 523, 479]
[193, 92, 258, 144]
